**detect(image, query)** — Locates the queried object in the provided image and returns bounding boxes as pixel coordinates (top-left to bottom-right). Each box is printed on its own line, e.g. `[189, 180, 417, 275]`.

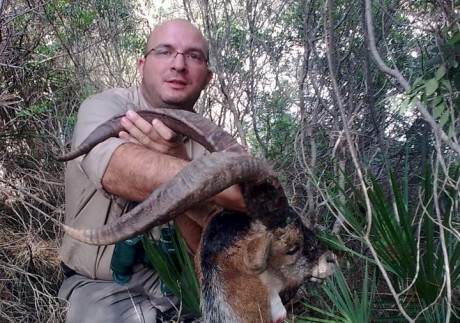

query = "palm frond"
[142, 222, 201, 317]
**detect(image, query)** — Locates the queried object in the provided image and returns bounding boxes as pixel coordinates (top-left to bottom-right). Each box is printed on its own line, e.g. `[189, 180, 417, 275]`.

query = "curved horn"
[57, 109, 244, 161]
[61, 108, 290, 245]
[64, 152, 278, 245]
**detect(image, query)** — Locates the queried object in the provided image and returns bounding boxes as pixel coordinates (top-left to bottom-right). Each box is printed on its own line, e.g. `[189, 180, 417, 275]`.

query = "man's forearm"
[102, 142, 246, 211]
[101, 143, 188, 202]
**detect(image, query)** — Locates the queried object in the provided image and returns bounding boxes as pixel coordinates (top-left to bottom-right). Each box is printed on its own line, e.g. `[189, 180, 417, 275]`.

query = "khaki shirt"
[59, 86, 207, 280]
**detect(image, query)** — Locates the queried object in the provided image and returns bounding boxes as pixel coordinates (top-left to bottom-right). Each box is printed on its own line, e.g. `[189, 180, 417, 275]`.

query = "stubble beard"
[142, 79, 202, 111]
[161, 92, 201, 111]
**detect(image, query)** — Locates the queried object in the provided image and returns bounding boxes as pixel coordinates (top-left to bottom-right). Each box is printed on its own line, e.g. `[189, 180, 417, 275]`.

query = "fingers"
[119, 111, 159, 147]
[119, 130, 138, 144]
[152, 119, 181, 143]
[122, 110, 180, 144]
[125, 110, 154, 134]
[213, 185, 246, 212]
[119, 110, 188, 159]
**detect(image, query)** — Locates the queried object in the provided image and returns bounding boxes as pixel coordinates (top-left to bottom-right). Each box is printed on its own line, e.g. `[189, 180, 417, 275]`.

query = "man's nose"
[171, 52, 186, 70]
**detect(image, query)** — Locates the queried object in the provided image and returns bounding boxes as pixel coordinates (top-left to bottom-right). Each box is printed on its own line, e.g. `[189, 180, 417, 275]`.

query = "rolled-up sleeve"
[71, 89, 131, 190]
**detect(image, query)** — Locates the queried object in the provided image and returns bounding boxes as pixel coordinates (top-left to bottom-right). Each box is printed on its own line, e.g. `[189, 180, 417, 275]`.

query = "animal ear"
[243, 231, 272, 274]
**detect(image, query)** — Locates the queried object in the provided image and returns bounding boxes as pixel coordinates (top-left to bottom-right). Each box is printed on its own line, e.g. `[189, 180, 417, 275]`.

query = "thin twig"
[325, 0, 415, 320]
[363, 0, 460, 156]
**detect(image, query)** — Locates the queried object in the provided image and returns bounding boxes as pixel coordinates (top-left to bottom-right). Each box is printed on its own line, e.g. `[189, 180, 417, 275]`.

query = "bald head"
[138, 18, 213, 111]
[145, 19, 209, 59]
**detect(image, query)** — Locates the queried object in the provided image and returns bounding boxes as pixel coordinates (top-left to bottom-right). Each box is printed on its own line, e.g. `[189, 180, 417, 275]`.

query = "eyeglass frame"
[143, 46, 209, 66]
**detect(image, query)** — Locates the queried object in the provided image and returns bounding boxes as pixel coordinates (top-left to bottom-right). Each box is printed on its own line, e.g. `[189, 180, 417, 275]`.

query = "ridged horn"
[57, 109, 244, 162]
[64, 152, 278, 245]
[60, 108, 290, 245]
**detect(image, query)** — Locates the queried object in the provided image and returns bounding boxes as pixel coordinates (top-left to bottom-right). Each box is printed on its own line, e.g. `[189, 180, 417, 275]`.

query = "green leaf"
[409, 94, 419, 107]
[425, 78, 438, 96]
[441, 79, 453, 92]
[432, 95, 443, 109]
[433, 101, 446, 119]
[302, 267, 375, 323]
[400, 97, 410, 113]
[142, 223, 201, 317]
[438, 108, 450, 128]
[434, 65, 446, 80]
[447, 31, 460, 45]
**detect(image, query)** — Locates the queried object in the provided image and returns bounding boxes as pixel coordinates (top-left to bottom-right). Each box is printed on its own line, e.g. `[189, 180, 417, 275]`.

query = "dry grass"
[0, 170, 67, 323]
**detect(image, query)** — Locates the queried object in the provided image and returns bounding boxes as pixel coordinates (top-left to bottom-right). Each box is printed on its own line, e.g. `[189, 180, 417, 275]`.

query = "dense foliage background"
[1, 0, 459, 322]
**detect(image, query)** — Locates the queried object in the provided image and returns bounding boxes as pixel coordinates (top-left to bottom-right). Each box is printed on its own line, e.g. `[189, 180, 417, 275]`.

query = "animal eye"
[286, 245, 299, 255]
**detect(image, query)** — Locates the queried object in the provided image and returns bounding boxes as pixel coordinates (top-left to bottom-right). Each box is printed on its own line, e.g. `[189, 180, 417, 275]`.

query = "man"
[58, 19, 245, 323]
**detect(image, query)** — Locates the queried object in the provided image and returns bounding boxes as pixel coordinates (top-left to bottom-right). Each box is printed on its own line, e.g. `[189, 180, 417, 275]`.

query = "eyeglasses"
[144, 46, 208, 66]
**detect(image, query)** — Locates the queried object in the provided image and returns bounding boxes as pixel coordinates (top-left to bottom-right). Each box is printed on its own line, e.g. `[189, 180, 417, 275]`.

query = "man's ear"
[205, 69, 213, 87]
[137, 58, 145, 79]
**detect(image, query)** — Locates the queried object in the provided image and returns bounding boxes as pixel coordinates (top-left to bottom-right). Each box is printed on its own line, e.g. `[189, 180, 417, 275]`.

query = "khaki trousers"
[58, 268, 182, 323]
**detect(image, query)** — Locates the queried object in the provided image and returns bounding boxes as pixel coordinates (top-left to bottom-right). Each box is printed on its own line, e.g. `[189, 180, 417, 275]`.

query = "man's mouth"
[166, 79, 187, 88]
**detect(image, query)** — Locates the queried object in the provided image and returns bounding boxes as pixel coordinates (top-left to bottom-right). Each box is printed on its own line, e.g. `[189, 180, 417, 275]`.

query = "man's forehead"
[148, 21, 207, 50]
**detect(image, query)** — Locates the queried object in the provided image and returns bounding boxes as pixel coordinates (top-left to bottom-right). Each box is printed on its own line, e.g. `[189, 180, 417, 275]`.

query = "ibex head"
[59, 108, 335, 323]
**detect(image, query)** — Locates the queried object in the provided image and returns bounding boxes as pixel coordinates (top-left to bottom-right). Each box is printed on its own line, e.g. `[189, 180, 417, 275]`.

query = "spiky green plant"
[317, 163, 460, 321]
[142, 222, 201, 317]
[300, 264, 376, 322]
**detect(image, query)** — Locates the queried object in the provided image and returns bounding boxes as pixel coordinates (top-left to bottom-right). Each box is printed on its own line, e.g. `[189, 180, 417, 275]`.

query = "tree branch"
[364, 0, 460, 156]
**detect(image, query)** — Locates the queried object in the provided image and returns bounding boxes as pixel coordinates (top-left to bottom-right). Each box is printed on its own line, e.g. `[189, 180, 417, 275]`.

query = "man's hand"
[114, 110, 246, 212]
[213, 185, 246, 213]
[119, 110, 189, 160]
